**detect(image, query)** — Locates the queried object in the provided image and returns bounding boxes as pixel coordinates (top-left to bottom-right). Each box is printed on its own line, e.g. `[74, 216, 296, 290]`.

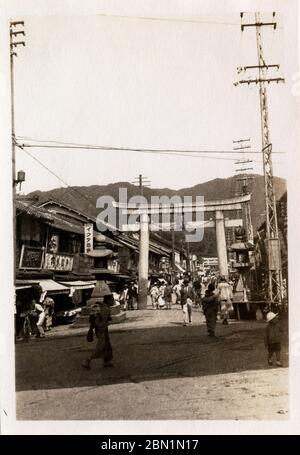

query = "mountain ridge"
[28, 174, 286, 235]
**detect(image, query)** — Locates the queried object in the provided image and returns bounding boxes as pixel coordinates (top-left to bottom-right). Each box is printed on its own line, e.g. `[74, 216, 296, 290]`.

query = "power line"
[96, 13, 240, 26]
[17, 144, 98, 209]
[15, 137, 284, 155]
[15, 139, 284, 165]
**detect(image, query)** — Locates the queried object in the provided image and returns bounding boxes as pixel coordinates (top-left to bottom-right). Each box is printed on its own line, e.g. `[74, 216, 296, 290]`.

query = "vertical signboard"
[84, 224, 94, 254]
[48, 234, 59, 253]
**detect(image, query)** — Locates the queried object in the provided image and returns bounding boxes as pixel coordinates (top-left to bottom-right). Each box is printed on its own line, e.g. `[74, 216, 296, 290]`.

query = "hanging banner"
[84, 223, 94, 254]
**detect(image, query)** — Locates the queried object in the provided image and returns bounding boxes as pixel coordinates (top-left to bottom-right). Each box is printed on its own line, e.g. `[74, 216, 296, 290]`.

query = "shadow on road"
[15, 321, 288, 392]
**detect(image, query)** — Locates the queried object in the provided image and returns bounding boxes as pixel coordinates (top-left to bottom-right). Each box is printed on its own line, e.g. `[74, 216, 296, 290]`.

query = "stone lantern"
[230, 227, 254, 303]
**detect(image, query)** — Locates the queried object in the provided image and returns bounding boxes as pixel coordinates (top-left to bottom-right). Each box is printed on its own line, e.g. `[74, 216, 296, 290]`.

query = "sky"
[1, 1, 298, 193]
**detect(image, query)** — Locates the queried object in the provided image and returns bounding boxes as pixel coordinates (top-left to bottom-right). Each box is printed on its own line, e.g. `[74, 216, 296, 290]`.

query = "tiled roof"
[16, 200, 54, 221]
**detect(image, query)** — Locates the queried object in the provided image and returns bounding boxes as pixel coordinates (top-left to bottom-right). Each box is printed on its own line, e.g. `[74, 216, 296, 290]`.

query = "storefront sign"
[84, 224, 94, 254]
[19, 245, 44, 270]
[44, 253, 74, 271]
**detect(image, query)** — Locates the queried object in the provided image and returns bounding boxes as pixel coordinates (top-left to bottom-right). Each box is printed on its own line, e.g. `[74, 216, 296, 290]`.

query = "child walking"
[264, 311, 282, 367]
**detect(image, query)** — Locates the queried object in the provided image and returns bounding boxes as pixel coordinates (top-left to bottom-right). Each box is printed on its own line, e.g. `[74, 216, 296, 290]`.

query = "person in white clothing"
[150, 283, 160, 309]
[173, 281, 182, 304]
[32, 299, 46, 337]
[216, 277, 233, 325]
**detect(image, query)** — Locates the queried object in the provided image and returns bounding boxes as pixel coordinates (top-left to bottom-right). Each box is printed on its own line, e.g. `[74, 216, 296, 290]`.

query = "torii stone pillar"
[138, 212, 149, 309]
[215, 210, 229, 278]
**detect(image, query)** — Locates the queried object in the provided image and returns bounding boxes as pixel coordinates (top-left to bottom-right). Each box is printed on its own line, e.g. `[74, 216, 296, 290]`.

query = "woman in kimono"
[81, 294, 113, 370]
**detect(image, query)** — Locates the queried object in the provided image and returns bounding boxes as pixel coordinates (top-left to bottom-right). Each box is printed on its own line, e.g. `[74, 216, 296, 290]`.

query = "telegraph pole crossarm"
[234, 77, 285, 86]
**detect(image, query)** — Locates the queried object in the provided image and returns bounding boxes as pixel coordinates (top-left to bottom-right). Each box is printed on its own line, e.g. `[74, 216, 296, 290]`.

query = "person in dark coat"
[201, 283, 219, 337]
[164, 280, 173, 310]
[193, 278, 202, 305]
[264, 312, 282, 366]
[127, 281, 138, 310]
[82, 295, 113, 370]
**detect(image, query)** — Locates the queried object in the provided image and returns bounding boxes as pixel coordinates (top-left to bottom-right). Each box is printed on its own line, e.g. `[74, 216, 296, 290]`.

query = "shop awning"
[57, 280, 96, 297]
[23, 279, 70, 294]
[15, 284, 37, 290]
[86, 249, 113, 258]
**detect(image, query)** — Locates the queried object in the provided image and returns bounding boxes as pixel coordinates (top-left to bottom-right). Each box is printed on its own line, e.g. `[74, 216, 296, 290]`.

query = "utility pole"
[10, 21, 25, 280]
[132, 174, 151, 197]
[235, 12, 284, 306]
[233, 138, 254, 242]
[182, 211, 190, 274]
[171, 226, 175, 270]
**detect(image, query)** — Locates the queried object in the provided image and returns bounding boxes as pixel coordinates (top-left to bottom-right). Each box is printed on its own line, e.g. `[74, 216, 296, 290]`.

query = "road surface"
[15, 306, 288, 420]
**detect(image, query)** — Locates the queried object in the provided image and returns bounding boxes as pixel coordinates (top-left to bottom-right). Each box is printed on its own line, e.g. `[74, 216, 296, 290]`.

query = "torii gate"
[114, 194, 251, 308]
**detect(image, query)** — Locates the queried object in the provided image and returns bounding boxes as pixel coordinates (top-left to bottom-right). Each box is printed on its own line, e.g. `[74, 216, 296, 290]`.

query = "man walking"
[180, 277, 195, 326]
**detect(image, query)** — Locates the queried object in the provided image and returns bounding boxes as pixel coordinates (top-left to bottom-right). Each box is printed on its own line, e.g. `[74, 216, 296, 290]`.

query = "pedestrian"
[202, 283, 219, 337]
[31, 299, 46, 338]
[181, 278, 195, 326]
[81, 294, 114, 370]
[193, 277, 202, 306]
[43, 296, 55, 331]
[173, 280, 182, 304]
[164, 280, 173, 310]
[157, 283, 166, 309]
[150, 282, 159, 309]
[127, 281, 137, 310]
[120, 284, 129, 310]
[264, 312, 282, 367]
[217, 276, 233, 325]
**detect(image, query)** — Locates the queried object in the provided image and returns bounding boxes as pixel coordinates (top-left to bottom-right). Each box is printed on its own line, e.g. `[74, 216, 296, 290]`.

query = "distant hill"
[28, 174, 286, 256]
[28, 174, 286, 229]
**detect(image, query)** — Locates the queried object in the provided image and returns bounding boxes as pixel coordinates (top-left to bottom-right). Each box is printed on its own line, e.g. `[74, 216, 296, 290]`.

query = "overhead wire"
[15, 136, 284, 162]
[96, 13, 240, 27]
[16, 144, 98, 211]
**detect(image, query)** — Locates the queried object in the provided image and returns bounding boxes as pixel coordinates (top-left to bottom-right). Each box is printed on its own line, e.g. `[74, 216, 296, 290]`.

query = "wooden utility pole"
[132, 174, 151, 197]
[10, 21, 25, 280]
[235, 12, 284, 305]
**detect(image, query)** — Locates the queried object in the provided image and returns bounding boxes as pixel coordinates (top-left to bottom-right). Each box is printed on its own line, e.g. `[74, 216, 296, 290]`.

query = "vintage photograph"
[0, 0, 299, 433]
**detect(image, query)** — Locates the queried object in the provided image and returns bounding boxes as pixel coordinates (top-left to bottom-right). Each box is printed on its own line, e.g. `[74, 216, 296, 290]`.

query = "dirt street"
[15, 306, 288, 420]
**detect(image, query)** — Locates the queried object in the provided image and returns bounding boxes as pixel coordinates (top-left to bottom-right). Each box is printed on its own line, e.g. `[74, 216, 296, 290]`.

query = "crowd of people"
[146, 273, 234, 332]
[111, 273, 235, 336]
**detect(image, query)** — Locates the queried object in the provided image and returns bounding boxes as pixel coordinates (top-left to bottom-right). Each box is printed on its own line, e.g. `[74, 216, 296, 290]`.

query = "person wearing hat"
[82, 294, 114, 370]
[264, 311, 282, 367]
